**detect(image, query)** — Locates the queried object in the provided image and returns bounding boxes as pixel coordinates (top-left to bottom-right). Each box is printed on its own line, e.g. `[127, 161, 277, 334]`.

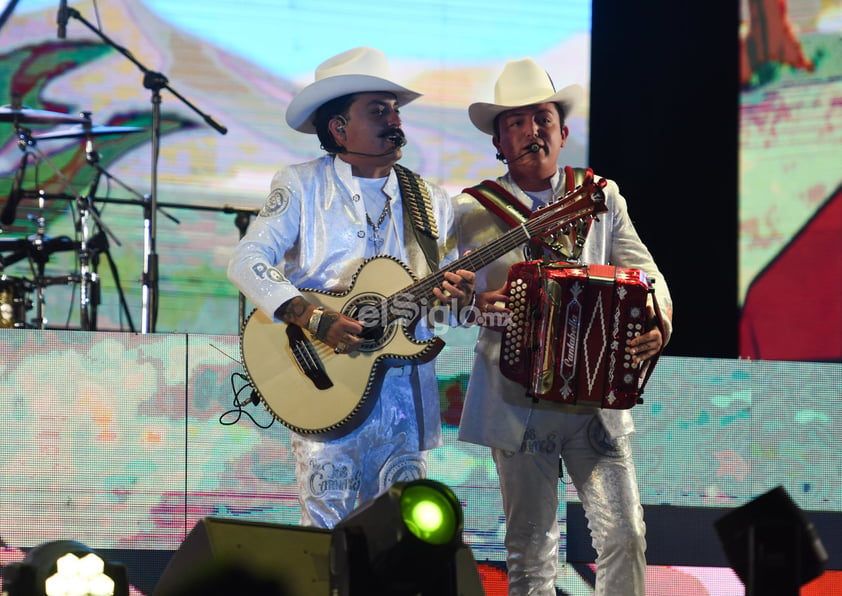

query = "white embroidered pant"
[290, 375, 427, 530]
[492, 411, 646, 596]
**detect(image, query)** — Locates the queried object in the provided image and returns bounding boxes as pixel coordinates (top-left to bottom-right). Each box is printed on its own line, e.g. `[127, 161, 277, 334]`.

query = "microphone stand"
[63, 7, 227, 333]
[233, 210, 253, 331]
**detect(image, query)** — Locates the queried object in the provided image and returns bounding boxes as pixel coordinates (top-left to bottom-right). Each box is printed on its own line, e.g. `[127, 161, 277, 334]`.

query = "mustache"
[382, 128, 406, 145]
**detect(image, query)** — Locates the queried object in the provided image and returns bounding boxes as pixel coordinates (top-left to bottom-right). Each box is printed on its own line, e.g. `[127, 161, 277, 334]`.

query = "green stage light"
[330, 479, 485, 596]
[400, 482, 458, 545]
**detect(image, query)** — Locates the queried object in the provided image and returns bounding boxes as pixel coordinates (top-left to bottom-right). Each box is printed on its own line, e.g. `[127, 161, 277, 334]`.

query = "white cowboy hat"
[285, 47, 422, 134]
[468, 58, 584, 136]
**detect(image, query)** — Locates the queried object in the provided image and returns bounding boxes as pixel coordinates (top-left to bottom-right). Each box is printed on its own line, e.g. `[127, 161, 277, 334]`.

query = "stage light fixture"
[714, 485, 828, 596]
[329, 478, 485, 596]
[1, 540, 129, 596]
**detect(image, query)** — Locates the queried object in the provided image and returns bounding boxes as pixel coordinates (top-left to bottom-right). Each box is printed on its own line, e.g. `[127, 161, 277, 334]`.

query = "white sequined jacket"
[454, 168, 673, 450]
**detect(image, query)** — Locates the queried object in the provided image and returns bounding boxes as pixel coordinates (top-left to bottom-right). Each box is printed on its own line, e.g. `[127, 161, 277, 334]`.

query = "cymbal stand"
[27, 198, 51, 329]
[64, 7, 228, 333]
[6, 125, 51, 329]
[75, 147, 102, 331]
[9, 122, 123, 331]
[1, 125, 32, 229]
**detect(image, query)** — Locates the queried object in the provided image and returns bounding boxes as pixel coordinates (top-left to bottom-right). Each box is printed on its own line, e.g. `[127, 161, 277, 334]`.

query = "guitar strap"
[393, 164, 439, 426]
[462, 166, 594, 261]
[394, 164, 440, 275]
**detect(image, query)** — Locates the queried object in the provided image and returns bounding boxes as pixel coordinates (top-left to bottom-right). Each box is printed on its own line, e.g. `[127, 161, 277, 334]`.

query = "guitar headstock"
[526, 173, 608, 239]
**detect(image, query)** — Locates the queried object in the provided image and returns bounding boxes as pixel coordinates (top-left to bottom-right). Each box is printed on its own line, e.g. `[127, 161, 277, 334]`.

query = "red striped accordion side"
[500, 261, 658, 409]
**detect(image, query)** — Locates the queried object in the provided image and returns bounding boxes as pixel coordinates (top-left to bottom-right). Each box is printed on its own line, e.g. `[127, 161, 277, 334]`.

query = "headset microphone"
[340, 130, 407, 157]
[343, 147, 403, 158]
[501, 143, 543, 164]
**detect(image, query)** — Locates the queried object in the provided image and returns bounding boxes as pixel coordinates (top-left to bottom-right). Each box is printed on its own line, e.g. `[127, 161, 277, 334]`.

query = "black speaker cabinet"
[714, 486, 828, 595]
[152, 517, 331, 596]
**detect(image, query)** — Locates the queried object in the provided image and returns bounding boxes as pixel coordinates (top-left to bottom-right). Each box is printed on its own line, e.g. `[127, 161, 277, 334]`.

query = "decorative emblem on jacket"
[260, 187, 291, 217]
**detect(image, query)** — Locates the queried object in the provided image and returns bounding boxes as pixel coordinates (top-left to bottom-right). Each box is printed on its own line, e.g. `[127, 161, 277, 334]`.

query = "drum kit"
[3, 5, 246, 333]
[0, 102, 144, 330]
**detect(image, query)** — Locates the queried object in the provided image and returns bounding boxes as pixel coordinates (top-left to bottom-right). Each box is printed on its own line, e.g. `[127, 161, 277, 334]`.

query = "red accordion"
[499, 261, 661, 409]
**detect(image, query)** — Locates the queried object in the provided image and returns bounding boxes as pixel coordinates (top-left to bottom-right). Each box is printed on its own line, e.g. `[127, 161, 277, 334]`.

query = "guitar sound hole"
[359, 324, 384, 342]
[344, 293, 396, 353]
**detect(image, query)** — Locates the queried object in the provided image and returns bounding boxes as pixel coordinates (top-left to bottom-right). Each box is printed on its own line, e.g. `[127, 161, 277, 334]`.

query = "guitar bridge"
[286, 325, 333, 390]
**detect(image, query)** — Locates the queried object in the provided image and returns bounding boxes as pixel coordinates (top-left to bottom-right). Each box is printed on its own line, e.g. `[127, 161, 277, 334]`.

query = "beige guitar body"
[240, 256, 442, 441]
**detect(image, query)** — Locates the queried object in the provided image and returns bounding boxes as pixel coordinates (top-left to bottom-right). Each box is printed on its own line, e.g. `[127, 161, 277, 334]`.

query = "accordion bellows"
[500, 261, 657, 409]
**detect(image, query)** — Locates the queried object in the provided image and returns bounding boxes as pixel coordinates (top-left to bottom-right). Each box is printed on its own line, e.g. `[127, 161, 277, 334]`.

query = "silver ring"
[335, 342, 346, 354]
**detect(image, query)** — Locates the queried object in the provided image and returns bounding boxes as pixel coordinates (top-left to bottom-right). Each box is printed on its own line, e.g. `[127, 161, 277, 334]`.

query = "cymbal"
[34, 124, 146, 140]
[0, 105, 88, 125]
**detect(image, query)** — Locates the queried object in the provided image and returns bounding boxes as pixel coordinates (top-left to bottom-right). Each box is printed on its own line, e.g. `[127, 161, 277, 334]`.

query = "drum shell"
[0, 276, 32, 328]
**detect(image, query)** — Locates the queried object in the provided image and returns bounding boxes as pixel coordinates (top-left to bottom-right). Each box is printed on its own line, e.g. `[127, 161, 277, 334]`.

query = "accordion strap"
[462, 178, 530, 226]
[637, 289, 666, 397]
[462, 166, 594, 260]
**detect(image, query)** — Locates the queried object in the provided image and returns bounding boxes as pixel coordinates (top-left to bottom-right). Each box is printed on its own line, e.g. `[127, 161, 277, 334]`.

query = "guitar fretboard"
[376, 182, 606, 326]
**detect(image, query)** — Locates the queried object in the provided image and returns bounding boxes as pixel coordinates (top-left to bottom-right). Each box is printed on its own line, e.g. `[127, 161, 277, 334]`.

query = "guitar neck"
[405, 224, 530, 304]
[374, 180, 604, 327]
[384, 205, 593, 326]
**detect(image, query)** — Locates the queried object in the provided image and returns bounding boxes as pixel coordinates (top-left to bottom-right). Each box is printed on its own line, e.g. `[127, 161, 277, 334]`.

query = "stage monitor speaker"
[152, 517, 331, 596]
[714, 486, 828, 596]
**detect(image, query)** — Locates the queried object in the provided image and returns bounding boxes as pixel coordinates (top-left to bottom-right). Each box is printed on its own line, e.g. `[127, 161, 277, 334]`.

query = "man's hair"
[492, 101, 567, 138]
[313, 94, 358, 153]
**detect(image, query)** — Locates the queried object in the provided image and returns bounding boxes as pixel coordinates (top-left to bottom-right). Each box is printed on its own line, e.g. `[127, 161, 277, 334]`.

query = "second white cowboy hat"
[285, 47, 422, 134]
[469, 58, 584, 136]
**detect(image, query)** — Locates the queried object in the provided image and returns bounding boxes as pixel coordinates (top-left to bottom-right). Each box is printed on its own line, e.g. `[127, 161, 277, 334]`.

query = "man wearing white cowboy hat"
[228, 46, 475, 529]
[454, 58, 673, 595]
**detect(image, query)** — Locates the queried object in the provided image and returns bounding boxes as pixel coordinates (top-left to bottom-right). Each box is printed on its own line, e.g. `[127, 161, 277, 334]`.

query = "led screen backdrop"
[738, 0, 842, 362]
